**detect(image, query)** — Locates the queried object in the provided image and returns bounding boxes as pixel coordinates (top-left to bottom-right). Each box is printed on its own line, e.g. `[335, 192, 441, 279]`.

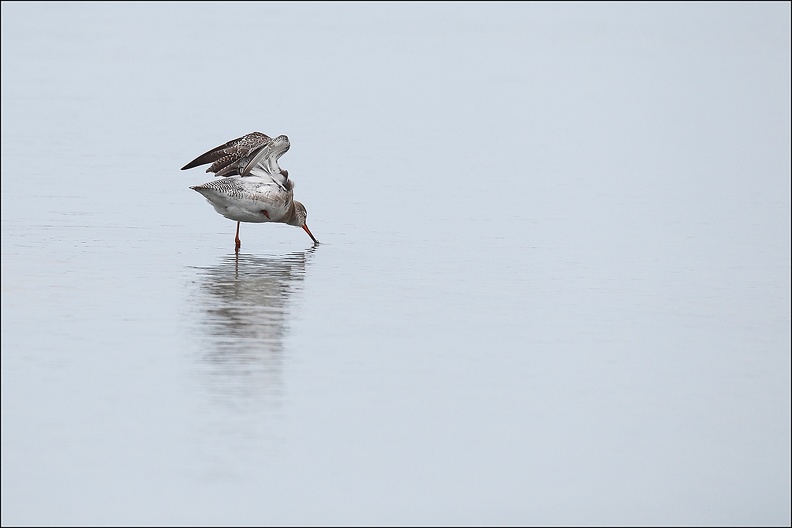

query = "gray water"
[2, 2, 790, 526]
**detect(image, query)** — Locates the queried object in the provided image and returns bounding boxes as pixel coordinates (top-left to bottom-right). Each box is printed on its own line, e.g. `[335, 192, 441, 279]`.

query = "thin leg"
[234, 221, 241, 252]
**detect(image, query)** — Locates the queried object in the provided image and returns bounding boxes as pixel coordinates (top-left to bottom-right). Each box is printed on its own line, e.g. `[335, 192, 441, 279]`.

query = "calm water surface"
[2, 2, 790, 526]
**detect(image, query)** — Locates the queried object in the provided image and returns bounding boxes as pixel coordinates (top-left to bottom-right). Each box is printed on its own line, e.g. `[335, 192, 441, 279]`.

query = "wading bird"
[182, 132, 318, 252]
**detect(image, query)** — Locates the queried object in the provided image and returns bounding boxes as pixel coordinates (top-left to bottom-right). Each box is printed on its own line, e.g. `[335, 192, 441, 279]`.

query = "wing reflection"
[191, 249, 314, 409]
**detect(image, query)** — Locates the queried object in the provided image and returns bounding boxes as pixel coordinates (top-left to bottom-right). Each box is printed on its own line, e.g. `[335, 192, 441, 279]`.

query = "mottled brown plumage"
[181, 131, 273, 177]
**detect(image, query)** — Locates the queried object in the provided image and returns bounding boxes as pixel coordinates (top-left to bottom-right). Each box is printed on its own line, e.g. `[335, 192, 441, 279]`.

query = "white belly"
[191, 177, 292, 223]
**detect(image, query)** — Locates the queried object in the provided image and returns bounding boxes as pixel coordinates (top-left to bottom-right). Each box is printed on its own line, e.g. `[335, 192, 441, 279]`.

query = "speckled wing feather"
[242, 134, 290, 176]
[244, 135, 292, 191]
[181, 132, 272, 177]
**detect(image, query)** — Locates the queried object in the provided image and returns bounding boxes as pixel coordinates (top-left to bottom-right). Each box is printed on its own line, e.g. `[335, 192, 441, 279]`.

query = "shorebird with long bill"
[182, 131, 318, 252]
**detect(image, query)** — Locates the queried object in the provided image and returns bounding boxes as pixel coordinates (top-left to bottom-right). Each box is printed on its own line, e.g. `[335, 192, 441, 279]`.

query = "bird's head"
[291, 200, 318, 245]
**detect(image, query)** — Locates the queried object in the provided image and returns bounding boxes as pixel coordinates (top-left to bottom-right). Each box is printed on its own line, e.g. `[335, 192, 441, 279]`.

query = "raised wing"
[245, 135, 292, 191]
[242, 133, 289, 172]
[181, 131, 273, 177]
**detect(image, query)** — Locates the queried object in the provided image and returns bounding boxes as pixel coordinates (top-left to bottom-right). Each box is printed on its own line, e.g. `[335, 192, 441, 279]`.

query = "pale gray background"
[2, 2, 790, 526]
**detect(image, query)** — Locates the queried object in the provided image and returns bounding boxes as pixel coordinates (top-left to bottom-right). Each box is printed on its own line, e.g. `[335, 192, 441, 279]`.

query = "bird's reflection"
[190, 249, 314, 411]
